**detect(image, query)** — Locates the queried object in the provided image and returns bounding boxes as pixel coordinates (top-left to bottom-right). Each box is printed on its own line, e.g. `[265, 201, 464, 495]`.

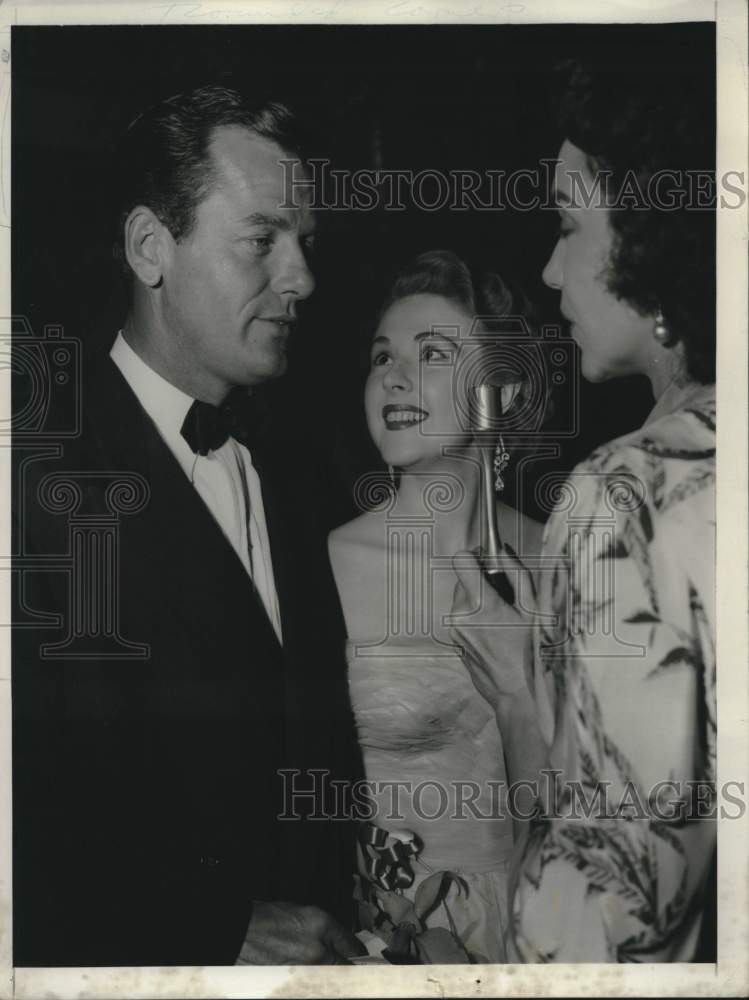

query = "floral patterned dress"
[512, 380, 716, 962]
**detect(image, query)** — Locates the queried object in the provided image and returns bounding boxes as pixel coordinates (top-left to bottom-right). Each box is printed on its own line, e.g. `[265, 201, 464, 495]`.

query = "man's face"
[158, 126, 315, 401]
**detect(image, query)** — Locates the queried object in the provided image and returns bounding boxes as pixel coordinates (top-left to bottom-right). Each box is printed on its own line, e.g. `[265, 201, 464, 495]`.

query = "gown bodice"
[346, 636, 514, 872]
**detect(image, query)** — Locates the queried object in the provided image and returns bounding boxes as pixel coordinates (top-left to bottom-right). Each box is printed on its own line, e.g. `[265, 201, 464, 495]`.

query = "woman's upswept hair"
[554, 57, 715, 383]
[377, 249, 547, 437]
[380, 249, 539, 337]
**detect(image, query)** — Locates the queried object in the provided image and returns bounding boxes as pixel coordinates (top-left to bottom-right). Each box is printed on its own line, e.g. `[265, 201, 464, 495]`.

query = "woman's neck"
[391, 450, 483, 555]
[645, 339, 690, 401]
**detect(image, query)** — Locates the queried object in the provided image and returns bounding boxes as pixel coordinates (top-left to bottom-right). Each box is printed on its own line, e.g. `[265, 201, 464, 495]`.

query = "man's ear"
[123, 206, 170, 288]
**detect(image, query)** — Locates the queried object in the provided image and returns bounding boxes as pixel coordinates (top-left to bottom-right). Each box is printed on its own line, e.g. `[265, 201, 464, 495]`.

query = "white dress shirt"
[111, 332, 283, 643]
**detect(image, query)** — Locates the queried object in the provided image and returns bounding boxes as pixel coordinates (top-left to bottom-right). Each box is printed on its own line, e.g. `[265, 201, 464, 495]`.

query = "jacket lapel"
[84, 357, 282, 651]
[250, 446, 296, 649]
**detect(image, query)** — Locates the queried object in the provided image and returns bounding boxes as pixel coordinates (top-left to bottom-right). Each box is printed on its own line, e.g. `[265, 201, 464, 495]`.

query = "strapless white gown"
[347, 636, 513, 963]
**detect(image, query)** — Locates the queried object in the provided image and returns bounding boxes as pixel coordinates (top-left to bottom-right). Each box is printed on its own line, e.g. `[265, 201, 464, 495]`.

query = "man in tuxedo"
[13, 86, 362, 966]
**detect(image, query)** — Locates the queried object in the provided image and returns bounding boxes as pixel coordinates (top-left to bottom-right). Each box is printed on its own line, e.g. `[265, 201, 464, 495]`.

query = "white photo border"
[1, 1, 746, 997]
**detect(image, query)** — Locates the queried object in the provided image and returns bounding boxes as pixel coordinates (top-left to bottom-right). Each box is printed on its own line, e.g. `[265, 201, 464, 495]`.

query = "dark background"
[12, 22, 715, 523]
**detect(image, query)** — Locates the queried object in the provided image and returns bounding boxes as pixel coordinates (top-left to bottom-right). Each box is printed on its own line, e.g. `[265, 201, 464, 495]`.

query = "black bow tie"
[180, 388, 263, 456]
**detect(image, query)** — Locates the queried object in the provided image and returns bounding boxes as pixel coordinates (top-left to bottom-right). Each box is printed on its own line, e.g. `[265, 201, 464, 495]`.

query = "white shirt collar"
[110, 330, 198, 478]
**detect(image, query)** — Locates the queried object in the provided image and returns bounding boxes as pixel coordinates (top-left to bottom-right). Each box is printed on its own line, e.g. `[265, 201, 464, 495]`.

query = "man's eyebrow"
[371, 335, 389, 347]
[240, 212, 291, 229]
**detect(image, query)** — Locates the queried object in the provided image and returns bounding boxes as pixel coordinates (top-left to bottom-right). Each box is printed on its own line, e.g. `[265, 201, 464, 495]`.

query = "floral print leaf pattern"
[514, 383, 716, 962]
[661, 467, 713, 514]
[622, 514, 659, 614]
[654, 645, 699, 670]
[624, 610, 661, 624]
[688, 582, 716, 778]
[598, 536, 629, 560]
[639, 504, 654, 543]
[651, 454, 667, 512]
[601, 733, 637, 787]
[636, 439, 715, 462]
[685, 408, 715, 434]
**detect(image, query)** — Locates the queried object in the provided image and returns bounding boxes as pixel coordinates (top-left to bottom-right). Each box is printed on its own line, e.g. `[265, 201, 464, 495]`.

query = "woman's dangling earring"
[653, 308, 675, 347]
[493, 434, 510, 493]
[388, 464, 397, 491]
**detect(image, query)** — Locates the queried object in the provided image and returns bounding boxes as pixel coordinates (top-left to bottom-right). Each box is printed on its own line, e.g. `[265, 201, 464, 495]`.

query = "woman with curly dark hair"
[450, 56, 716, 961]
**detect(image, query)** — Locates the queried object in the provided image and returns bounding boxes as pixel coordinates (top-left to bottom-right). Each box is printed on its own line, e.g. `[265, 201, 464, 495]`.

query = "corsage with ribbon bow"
[353, 822, 472, 964]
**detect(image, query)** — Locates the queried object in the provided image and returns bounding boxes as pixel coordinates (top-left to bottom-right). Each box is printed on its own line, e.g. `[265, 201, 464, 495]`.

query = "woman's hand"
[449, 545, 550, 834]
[448, 544, 537, 710]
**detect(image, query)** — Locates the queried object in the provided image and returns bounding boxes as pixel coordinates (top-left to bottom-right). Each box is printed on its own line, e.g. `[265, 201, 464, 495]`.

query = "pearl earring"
[653, 309, 675, 347]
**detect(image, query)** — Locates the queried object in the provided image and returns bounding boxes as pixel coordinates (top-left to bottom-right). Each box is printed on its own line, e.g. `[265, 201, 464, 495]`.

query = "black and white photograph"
[2, 1, 747, 996]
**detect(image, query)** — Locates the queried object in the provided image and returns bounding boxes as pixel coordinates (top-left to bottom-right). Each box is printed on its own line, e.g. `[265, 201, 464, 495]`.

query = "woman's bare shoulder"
[328, 510, 388, 576]
[328, 511, 390, 636]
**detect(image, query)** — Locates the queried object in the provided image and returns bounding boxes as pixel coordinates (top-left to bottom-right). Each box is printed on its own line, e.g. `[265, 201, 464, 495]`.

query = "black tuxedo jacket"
[13, 355, 362, 966]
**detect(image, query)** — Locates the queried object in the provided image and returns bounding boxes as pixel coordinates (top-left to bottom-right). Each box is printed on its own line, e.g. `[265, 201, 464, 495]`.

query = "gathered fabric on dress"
[347, 637, 514, 963]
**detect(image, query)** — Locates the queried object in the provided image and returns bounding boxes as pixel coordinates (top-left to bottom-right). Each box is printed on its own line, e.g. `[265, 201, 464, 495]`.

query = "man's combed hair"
[554, 57, 716, 384]
[114, 85, 303, 266]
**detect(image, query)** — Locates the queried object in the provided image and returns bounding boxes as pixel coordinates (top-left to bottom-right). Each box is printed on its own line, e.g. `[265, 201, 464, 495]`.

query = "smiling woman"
[365, 294, 467, 469]
[328, 250, 544, 963]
